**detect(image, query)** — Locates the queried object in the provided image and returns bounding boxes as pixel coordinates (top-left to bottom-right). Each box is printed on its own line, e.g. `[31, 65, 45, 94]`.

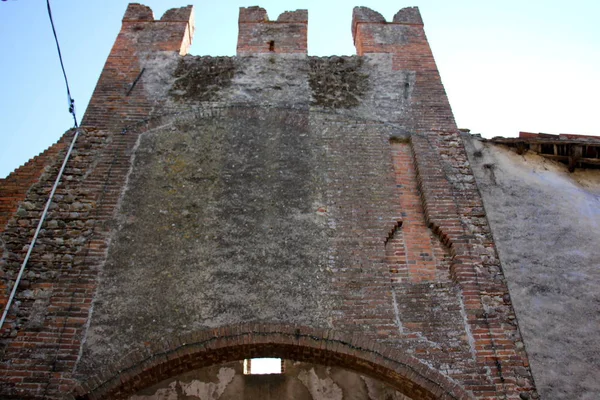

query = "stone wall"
[464, 135, 600, 399]
[0, 138, 68, 234]
[0, 4, 537, 400]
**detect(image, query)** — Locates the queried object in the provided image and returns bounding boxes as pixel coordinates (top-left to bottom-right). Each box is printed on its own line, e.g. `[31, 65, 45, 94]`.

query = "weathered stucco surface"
[130, 360, 410, 400]
[80, 107, 336, 370]
[465, 135, 600, 399]
[77, 53, 475, 382]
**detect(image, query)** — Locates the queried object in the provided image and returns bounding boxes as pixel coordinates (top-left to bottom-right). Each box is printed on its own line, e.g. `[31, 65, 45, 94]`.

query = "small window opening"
[268, 40, 275, 52]
[243, 358, 283, 375]
[403, 81, 410, 100]
[540, 143, 554, 155]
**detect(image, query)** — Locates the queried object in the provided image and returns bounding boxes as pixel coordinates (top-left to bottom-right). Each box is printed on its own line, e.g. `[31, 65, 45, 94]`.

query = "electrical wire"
[0, 129, 82, 330]
[46, 0, 78, 128]
[0, 0, 82, 331]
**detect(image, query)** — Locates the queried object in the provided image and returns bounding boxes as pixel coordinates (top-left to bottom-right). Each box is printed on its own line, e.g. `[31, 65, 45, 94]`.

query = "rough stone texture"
[78, 107, 335, 373]
[225, 54, 309, 107]
[308, 57, 368, 108]
[464, 135, 600, 400]
[170, 56, 236, 101]
[123, 4, 154, 21]
[130, 360, 410, 400]
[393, 7, 423, 25]
[277, 10, 308, 23]
[161, 5, 194, 22]
[352, 7, 386, 31]
[0, 4, 540, 400]
[0, 137, 68, 234]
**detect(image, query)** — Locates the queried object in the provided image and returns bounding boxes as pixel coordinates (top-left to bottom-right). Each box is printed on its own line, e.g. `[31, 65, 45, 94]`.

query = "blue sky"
[1, 0, 598, 178]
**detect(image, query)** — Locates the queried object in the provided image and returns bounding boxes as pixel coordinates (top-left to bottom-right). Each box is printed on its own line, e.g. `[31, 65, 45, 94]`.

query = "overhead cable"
[0, 0, 83, 331]
[46, 0, 78, 128]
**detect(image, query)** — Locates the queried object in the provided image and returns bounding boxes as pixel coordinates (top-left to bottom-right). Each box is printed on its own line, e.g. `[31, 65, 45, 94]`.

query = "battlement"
[351, 6, 425, 55]
[117, 4, 427, 57]
[120, 3, 194, 55]
[237, 6, 308, 55]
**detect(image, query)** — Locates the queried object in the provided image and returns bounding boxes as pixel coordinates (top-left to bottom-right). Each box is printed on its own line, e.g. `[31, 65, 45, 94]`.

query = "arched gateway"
[71, 324, 471, 400]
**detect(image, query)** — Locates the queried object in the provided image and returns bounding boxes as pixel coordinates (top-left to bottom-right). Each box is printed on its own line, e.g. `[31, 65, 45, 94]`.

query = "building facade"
[0, 4, 552, 399]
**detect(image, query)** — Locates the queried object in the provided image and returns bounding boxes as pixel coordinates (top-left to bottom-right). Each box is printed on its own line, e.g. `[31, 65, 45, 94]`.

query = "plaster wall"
[465, 136, 600, 399]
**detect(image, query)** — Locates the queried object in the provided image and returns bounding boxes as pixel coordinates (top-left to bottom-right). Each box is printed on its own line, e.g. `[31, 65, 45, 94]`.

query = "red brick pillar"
[353, 7, 537, 399]
[352, 6, 423, 55]
[82, 3, 194, 130]
[352, 7, 456, 132]
[237, 6, 307, 55]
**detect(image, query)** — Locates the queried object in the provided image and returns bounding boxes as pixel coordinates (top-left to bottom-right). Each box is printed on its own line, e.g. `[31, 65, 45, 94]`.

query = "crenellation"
[237, 7, 308, 55]
[277, 9, 308, 22]
[238, 5, 269, 23]
[160, 5, 193, 21]
[122, 3, 154, 21]
[352, 6, 386, 25]
[393, 7, 423, 25]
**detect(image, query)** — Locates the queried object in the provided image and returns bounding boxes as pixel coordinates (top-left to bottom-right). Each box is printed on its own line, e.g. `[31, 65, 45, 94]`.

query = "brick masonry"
[0, 4, 194, 399]
[237, 7, 307, 55]
[71, 324, 473, 400]
[0, 4, 538, 400]
[0, 138, 68, 235]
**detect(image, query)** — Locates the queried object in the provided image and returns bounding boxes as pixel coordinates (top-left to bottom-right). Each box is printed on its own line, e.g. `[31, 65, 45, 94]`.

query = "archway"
[71, 324, 472, 400]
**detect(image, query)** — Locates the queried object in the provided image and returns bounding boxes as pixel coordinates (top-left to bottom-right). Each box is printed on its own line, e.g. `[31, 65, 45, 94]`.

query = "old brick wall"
[0, 4, 194, 399]
[0, 138, 69, 234]
[0, 4, 538, 400]
[237, 7, 307, 55]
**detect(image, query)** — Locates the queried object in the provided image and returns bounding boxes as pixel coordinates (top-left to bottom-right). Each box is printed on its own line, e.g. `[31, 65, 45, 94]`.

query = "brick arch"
[71, 324, 472, 400]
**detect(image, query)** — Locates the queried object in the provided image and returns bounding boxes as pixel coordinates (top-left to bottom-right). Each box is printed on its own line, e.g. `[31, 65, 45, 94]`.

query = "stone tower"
[0, 4, 539, 399]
